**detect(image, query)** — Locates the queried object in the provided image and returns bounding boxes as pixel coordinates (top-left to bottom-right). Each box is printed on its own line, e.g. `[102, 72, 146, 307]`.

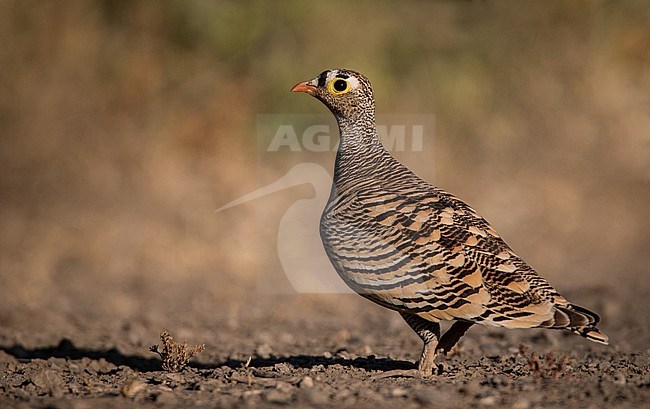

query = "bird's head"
[291, 69, 374, 121]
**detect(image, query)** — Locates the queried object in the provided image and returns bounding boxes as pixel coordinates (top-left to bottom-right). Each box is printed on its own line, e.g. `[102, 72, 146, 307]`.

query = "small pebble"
[31, 369, 64, 398]
[479, 395, 497, 406]
[391, 387, 408, 397]
[300, 376, 314, 388]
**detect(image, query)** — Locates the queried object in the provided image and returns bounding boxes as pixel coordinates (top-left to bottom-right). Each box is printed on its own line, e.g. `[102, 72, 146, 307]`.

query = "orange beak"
[290, 80, 317, 94]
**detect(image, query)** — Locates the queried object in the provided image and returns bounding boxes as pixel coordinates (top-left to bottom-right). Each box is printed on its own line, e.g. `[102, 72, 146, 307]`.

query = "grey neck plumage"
[331, 110, 408, 194]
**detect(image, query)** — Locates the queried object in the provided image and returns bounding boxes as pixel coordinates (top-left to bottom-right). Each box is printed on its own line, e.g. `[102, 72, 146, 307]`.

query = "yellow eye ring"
[327, 78, 350, 95]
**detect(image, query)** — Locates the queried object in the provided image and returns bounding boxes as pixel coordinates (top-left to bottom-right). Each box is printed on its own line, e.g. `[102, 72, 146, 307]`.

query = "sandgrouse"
[291, 69, 608, 376]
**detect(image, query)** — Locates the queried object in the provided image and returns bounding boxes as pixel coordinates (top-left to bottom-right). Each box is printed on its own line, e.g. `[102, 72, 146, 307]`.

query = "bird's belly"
[320, 217, 434, 307]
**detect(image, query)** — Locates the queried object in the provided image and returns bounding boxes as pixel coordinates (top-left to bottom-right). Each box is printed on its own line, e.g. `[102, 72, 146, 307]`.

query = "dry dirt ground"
[0, 277, 648, 409]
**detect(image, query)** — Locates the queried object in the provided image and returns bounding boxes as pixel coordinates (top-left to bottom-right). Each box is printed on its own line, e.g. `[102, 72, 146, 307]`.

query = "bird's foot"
[416, 339, 440, 377]
[417, 359, 438, 377]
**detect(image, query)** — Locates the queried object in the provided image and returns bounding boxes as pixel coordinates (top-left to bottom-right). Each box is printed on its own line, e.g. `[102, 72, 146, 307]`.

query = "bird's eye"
[333, 79, 347, 92]
[327, 78, 350, 95]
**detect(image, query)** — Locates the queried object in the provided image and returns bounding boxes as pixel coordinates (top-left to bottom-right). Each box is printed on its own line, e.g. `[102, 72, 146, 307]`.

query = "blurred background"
[0, 1, 648, 345]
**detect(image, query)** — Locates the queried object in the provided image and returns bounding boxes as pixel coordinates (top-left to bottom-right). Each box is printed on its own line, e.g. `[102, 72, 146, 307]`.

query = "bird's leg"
[400, 312, 441, 377]
[437, 320, 474, 355]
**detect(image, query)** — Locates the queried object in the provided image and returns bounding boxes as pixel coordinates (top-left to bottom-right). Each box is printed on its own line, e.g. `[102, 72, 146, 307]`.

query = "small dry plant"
[150, 331, 205, 372]
[518, 344, 570, 378]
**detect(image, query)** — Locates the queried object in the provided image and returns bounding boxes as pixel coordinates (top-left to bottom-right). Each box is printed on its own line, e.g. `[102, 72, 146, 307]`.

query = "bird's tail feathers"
[568, 304, 601, 325]
[578, 327, 609, 345]
[540, 304, 608, 345]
